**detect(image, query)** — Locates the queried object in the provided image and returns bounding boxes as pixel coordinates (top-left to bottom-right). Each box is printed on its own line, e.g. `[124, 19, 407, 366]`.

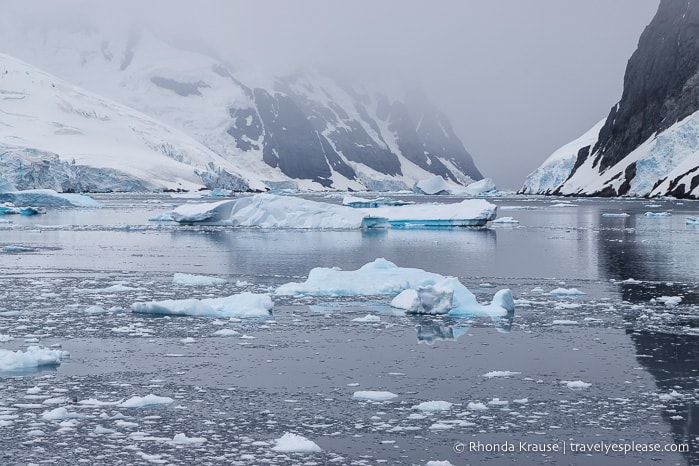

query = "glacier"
[414, 175, 496, 196]
[0, 25, 485, 192]
[520, 119, 605, 195]
[167, 194, 496, 229]
[0, 52, 255, 192]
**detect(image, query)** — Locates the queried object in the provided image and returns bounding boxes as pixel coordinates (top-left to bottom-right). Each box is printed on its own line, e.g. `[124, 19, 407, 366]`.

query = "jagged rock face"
[524, 0, 699, 199]
[593, 0, 699, 173]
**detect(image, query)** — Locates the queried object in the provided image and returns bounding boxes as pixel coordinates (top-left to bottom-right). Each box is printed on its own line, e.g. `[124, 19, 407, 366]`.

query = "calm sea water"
[0, 194, 697, 465]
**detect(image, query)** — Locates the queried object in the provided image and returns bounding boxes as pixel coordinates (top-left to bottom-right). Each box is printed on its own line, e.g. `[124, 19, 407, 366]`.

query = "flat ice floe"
[352, 391, 399, 401]
[172, 273, 227, 286]
[131, 292, 273, 318]
[167, 193, 496, 228]
[412, 401, 453, 411]
[0, 345, 69, 372]
[119, 394, 174, 407]
[277, 258, 514, 317]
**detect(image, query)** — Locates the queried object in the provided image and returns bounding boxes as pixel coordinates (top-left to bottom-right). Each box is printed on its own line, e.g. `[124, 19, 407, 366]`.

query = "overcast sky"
[7, 0, 661, 189]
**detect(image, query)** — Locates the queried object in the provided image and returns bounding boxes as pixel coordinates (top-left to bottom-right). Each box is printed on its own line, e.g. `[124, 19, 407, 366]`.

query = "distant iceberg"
[167, 194, 495, 229]
[276, 258, 514, 317]
[0, 345, 69, 372]
[131, 292, 273, 318]
[414, 175, 496, 196]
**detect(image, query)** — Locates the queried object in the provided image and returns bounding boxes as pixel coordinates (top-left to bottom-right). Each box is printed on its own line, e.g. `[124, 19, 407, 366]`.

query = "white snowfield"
[131, 293, 273, 318]
[0, 346, 69, 372]
[0, 52, 256, 192]
[277, 258, 514, 317]
[521, 119, 605, 194]
[168, 194, 496, 229]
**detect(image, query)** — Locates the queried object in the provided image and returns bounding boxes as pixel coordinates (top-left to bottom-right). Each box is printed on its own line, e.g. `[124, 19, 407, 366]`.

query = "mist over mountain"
[0, 13, 484, 192]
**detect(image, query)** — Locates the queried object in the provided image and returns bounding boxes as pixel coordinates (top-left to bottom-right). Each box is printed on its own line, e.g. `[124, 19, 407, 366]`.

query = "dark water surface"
[0, 194, 697, 465]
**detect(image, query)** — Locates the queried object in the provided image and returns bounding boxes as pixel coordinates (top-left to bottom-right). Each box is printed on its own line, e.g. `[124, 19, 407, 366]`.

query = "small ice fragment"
[561, 380, 591, 390]
[411, 401, 453, 412]
[483, 371, 521, 378]
[271, 432, 322, 453]
[352, 391, 398, 401]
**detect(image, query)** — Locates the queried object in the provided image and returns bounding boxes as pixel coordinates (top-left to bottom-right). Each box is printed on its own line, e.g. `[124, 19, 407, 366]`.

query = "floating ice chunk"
[621, 278, 642, 284]
[171, 433, 207, 445]
[78, 284, 145, 293]
[167, 194, 495, 229]
[352, 391, 398, 401]
[271, 432, 322, 453]
[390, 289, 420, 312]
[41, 407, 83, 421]
[644, 211, 672, 217]
[277, 258, 444, 296]
[352, 315, 381, 323]
[467, 402, 488, 411]
[483, 371, 521, 378]
[0, 346, 68, 372]
[549, 288, 586, 296]
[491, 216, 519, 224]
[119, 394, 174, 408]
[602, 213, 630, 217]
[657, 296, 682, 306]
[552, 320, 579, 325]
[78, 399, 121, 407]
[393, 285, 454, 315]
[170, 194, 387, 229]
[172, 273, 226, 286]
[131, 292, 273, 318]
[83, 305, 109, 315]
[0, 188, 99, 208]
[426, 461, 455, 466]
[687, 216, 699, 225]
[366, 199, 497, 228]
[561, 380, 591, 390]
[412, 401, 453, 412]
[213, 329, 239, 337]
[659, 390, 683, 401]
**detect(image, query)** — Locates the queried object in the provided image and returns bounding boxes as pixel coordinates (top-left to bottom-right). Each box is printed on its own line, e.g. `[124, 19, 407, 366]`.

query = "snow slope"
[0, 53, 256, 192]
[0, 23, 485, 192]
[520, 119, 605, 195]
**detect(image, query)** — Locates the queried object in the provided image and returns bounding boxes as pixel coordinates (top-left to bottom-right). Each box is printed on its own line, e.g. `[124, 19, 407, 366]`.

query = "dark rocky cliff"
[590, 0, 699, 175]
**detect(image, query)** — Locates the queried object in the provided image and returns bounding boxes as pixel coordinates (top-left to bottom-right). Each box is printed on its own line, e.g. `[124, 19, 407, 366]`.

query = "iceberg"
[170, 194, 387, 229]
[365, 199, 497, 228]
[131, 292, 273, 318]
[276, 258, 444, 296]
[0, 345, 69, 372]
[167, 194, 496, 229]
[414, 175, 496, 196]
[0, 176, 99, 207]
[278, 259, 514, 317]
[172, 273, 227, 287]
[0, 205, 44, 215]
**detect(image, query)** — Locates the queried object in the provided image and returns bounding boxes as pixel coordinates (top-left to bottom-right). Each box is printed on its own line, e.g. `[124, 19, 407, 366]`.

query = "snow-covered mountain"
[0, 22, 484, 192]
[0, 53, 253, 192]
[521, 0, 699, 199]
